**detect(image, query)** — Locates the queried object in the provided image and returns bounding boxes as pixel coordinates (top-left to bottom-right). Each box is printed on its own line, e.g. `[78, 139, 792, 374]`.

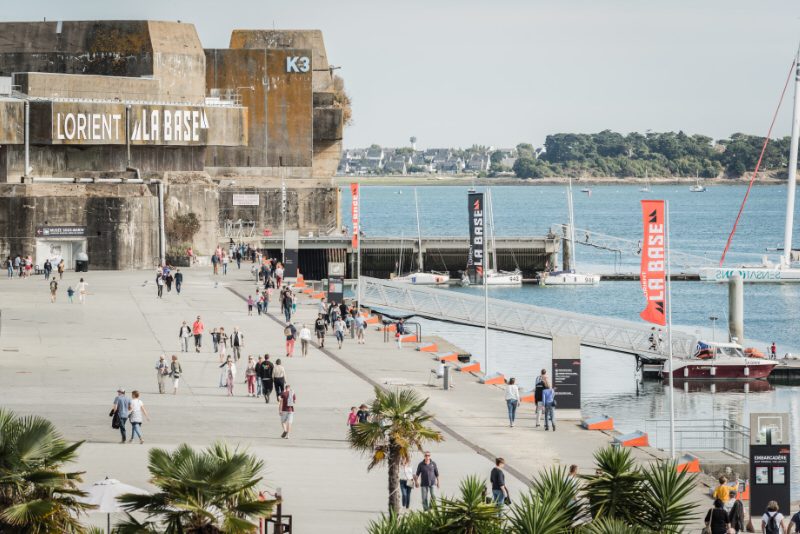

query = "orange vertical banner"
[350, 183, 359, 249]
[640, 200, 667, 326]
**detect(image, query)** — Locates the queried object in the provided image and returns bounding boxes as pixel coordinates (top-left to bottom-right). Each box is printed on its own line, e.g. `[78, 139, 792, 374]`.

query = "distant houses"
[338, 145, 517, 175]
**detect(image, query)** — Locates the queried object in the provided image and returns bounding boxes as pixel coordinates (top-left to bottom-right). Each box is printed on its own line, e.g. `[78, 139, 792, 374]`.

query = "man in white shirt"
[231, 327, 244, 361]
[299, 324, 312, 356]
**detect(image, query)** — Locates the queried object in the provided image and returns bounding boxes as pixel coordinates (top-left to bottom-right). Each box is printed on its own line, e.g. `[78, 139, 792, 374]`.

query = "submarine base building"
[0, 20, 345, 269]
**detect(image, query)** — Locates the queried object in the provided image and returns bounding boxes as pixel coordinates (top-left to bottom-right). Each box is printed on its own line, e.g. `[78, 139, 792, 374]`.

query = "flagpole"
[665, 200, 676, 459]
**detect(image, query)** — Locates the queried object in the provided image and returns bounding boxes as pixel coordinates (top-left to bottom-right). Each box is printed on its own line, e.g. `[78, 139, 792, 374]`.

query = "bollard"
[728, 274, 744, 343]
[442, 365, 450, 391]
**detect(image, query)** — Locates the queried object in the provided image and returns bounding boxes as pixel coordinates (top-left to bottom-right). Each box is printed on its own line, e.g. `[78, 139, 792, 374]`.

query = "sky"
[5, 0, 800, 149]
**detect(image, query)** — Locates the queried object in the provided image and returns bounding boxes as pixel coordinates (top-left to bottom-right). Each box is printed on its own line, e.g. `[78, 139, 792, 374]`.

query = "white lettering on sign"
[286, 56, 310, 73]
[57, 112, 122, 141]
[232, 193, 260, 206]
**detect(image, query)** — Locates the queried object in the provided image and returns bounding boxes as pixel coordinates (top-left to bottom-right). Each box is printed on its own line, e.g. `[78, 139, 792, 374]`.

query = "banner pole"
[357, 185, 362, 314]
[665, 200, 676, 459]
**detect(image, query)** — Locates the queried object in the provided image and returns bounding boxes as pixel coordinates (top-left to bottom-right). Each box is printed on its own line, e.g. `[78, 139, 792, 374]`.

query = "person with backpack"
[258, 354, 275, 403]
[155, 354, 169, 394]
[534, 369, 549, 427]
[787, 506, 800, 534]
[763, 501, 786, 534]
[705, 498, 731, 534]
[284, 322, 297, 358]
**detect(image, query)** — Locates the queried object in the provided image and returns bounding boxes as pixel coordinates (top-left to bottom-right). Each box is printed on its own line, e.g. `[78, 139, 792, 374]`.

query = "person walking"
[272, 359, 286, 400]
[67, 286, 74, 303]
[490, 458, 509, 509]
[314, 314, 327, 348]
[712, 476, 731, 509]
[245, 356, 257, 397]
[6, 256, 12, 278]
[534, 368, 549, 428]
[704, 499, 731, 534]
[217, 327, 228, 362]
[347, 407, 358, 427]
[254, 355, 264, 396]
[334, 316, 346, 349]
[231, 327, 244, 361]
[284, 322, 297, 358]
[259, 354, 274, 403]
[278, 384, 296, 438]
[281, 288, 293, 322]
[400, 457, 414, 510]
[49, 278, 58, 303]
[505, 377, 520, 427]
[786, 506, 800, 534]
[222, 253, 229, 275]
[356, 404, 370, 423]
[156, 271, 164, 298]
[414, 452, 440, 511]
[110, 388, 131, 444]
[170, 355, 183, 395]
[762, 501, 786, 534]
[299, 324, 312, 356]
[57, 259, 64, 279]
[192, 316, 204, 352]
[77, 278, 88, 304]
[211, 327, 220, 353]
[43, 259, 52, 280]
[247, 295, 254, 316]
[128, 390, 150, 444]
[355, 313, 366, 344]
[729, 497, 746, 534]
[155, 354, 169, 394]
[174, 268, 183, 294]
[221, 358, 237, 396]
[178, 321, 191, 353]
[543, 382, 556, 431]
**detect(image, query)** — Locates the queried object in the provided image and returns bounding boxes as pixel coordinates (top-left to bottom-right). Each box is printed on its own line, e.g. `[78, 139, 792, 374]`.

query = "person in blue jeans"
[110, 388, 131, 443]
[504, 377, 520, 427]
[414, 452, 439, 510]
[399, 457, 414, 510]
[543, 386, 556, 431]
[490, 458, 509, 509]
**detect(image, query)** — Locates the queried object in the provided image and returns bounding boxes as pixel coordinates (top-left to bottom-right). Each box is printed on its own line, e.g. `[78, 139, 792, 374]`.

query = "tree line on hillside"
[511, 130, 792, 179]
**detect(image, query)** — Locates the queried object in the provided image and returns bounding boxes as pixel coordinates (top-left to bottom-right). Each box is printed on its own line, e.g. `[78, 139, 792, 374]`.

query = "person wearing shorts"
[279, 384, 296, 439]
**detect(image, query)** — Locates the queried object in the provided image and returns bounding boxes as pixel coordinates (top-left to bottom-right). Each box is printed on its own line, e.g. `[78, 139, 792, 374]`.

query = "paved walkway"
[0, 267, 538, 532]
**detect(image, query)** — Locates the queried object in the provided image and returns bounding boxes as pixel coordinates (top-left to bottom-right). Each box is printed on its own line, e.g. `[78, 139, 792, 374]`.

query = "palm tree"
[116, 442, 276, 534]
[637, 459, 698, 532]
[427, 475, 502, 533]
[581, 446, 644, 524]
[348, 386, 444, 514]
[0, 408, 94, 533]
[581, 516, 648, 534]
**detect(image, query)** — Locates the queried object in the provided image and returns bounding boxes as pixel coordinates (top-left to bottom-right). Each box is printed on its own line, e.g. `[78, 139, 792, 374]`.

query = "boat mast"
[567, 178, 577, 271]
[783, 51, 800, 266]
[414, 188, 424, 272]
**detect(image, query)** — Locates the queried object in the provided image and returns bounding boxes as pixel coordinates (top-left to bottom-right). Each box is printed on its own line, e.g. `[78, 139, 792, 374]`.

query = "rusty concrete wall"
[0, 20, 205, 103]
[266, 48, 313, 167]
[0, 99, 23, 144]
[218, 185, 338, 236]
[0, 183, 159, 269]
[162, 174, 220, 256]
[3, 145, 206, 181]
[16, 71, 160, 102]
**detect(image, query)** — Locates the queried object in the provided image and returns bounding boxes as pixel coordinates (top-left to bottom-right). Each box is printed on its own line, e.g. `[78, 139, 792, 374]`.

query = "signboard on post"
[552, 335, 582, 419]
[749, 413, 791, 515]
[467, 192, 485, 284]
[327, 261, 345, 304]
[351, 183, 360, 249]
[283, 230, 299, 279]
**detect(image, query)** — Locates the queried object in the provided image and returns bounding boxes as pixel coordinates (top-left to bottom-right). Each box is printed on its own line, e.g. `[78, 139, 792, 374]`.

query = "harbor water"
[342, 184, 800, 489]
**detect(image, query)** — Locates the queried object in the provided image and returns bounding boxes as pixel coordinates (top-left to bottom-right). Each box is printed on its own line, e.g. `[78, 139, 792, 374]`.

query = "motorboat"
[394, 271, 450, 285]
[460, 268, 522, 287]
[663, 341, 777, 380]
[537, 179, 601, 286]
[538, 269, 600, 286]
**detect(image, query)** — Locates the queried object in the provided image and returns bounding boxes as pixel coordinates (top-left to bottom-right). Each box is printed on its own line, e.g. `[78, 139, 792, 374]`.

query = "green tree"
[516, 143, 536, 160]
[426, 476, 502, 533]
[490, 151, 505, 165]
[116, 442, 275, 534]
[637, 460, 698, 532]
[581, 446, 644, 524]
[348, 387, 444, 515]
[0, 408, 94, 533]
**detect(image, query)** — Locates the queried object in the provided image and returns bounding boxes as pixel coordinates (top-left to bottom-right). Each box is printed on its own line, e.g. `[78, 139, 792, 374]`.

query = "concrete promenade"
[0, 266, 705, 532]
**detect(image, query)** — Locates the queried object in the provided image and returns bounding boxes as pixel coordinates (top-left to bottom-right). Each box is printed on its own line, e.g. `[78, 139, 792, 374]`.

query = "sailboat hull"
[698, 267, 800, 283]
[538, 271, 600, 286]
[394, 272, 451, 285]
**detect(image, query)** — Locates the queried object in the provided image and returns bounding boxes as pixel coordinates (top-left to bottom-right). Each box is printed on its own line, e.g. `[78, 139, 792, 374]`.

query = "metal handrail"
[382, 320, 422, 344]
[360, 276, 696, 358]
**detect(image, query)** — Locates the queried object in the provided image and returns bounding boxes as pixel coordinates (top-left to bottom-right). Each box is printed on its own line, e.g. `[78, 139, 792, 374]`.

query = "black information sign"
[552, 358, 581, 410]
[35, 226, 86, 238]
[750, 444, 791, 515]
[467, 192, 485, 284]
[284, 248, 298, 278]
[327, 276, 344, 304]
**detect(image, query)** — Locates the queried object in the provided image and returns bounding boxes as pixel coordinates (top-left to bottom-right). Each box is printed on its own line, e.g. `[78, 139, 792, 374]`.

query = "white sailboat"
[700, 52, 800, 283]
[689, 178, 706, 193]
[537, 179, 601, 286]
[393, 188, 451, 285]
[639, 170, 651, 193]
[460, 189, 523, 287]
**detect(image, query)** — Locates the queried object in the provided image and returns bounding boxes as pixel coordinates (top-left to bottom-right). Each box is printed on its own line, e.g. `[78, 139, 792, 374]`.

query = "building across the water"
[0, 20, 345, 269]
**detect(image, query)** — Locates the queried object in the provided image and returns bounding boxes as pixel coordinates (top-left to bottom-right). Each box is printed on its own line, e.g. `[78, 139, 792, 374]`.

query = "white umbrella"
[80, 477, 149, 533]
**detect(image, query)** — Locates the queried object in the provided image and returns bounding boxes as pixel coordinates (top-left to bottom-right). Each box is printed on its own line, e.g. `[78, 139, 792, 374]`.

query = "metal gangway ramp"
[360, 277, 697, 359]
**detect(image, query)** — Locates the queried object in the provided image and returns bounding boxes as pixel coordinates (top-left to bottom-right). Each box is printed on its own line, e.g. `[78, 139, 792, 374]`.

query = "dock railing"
[360, 276, 697, 358]
[643, 418, 749, 460]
